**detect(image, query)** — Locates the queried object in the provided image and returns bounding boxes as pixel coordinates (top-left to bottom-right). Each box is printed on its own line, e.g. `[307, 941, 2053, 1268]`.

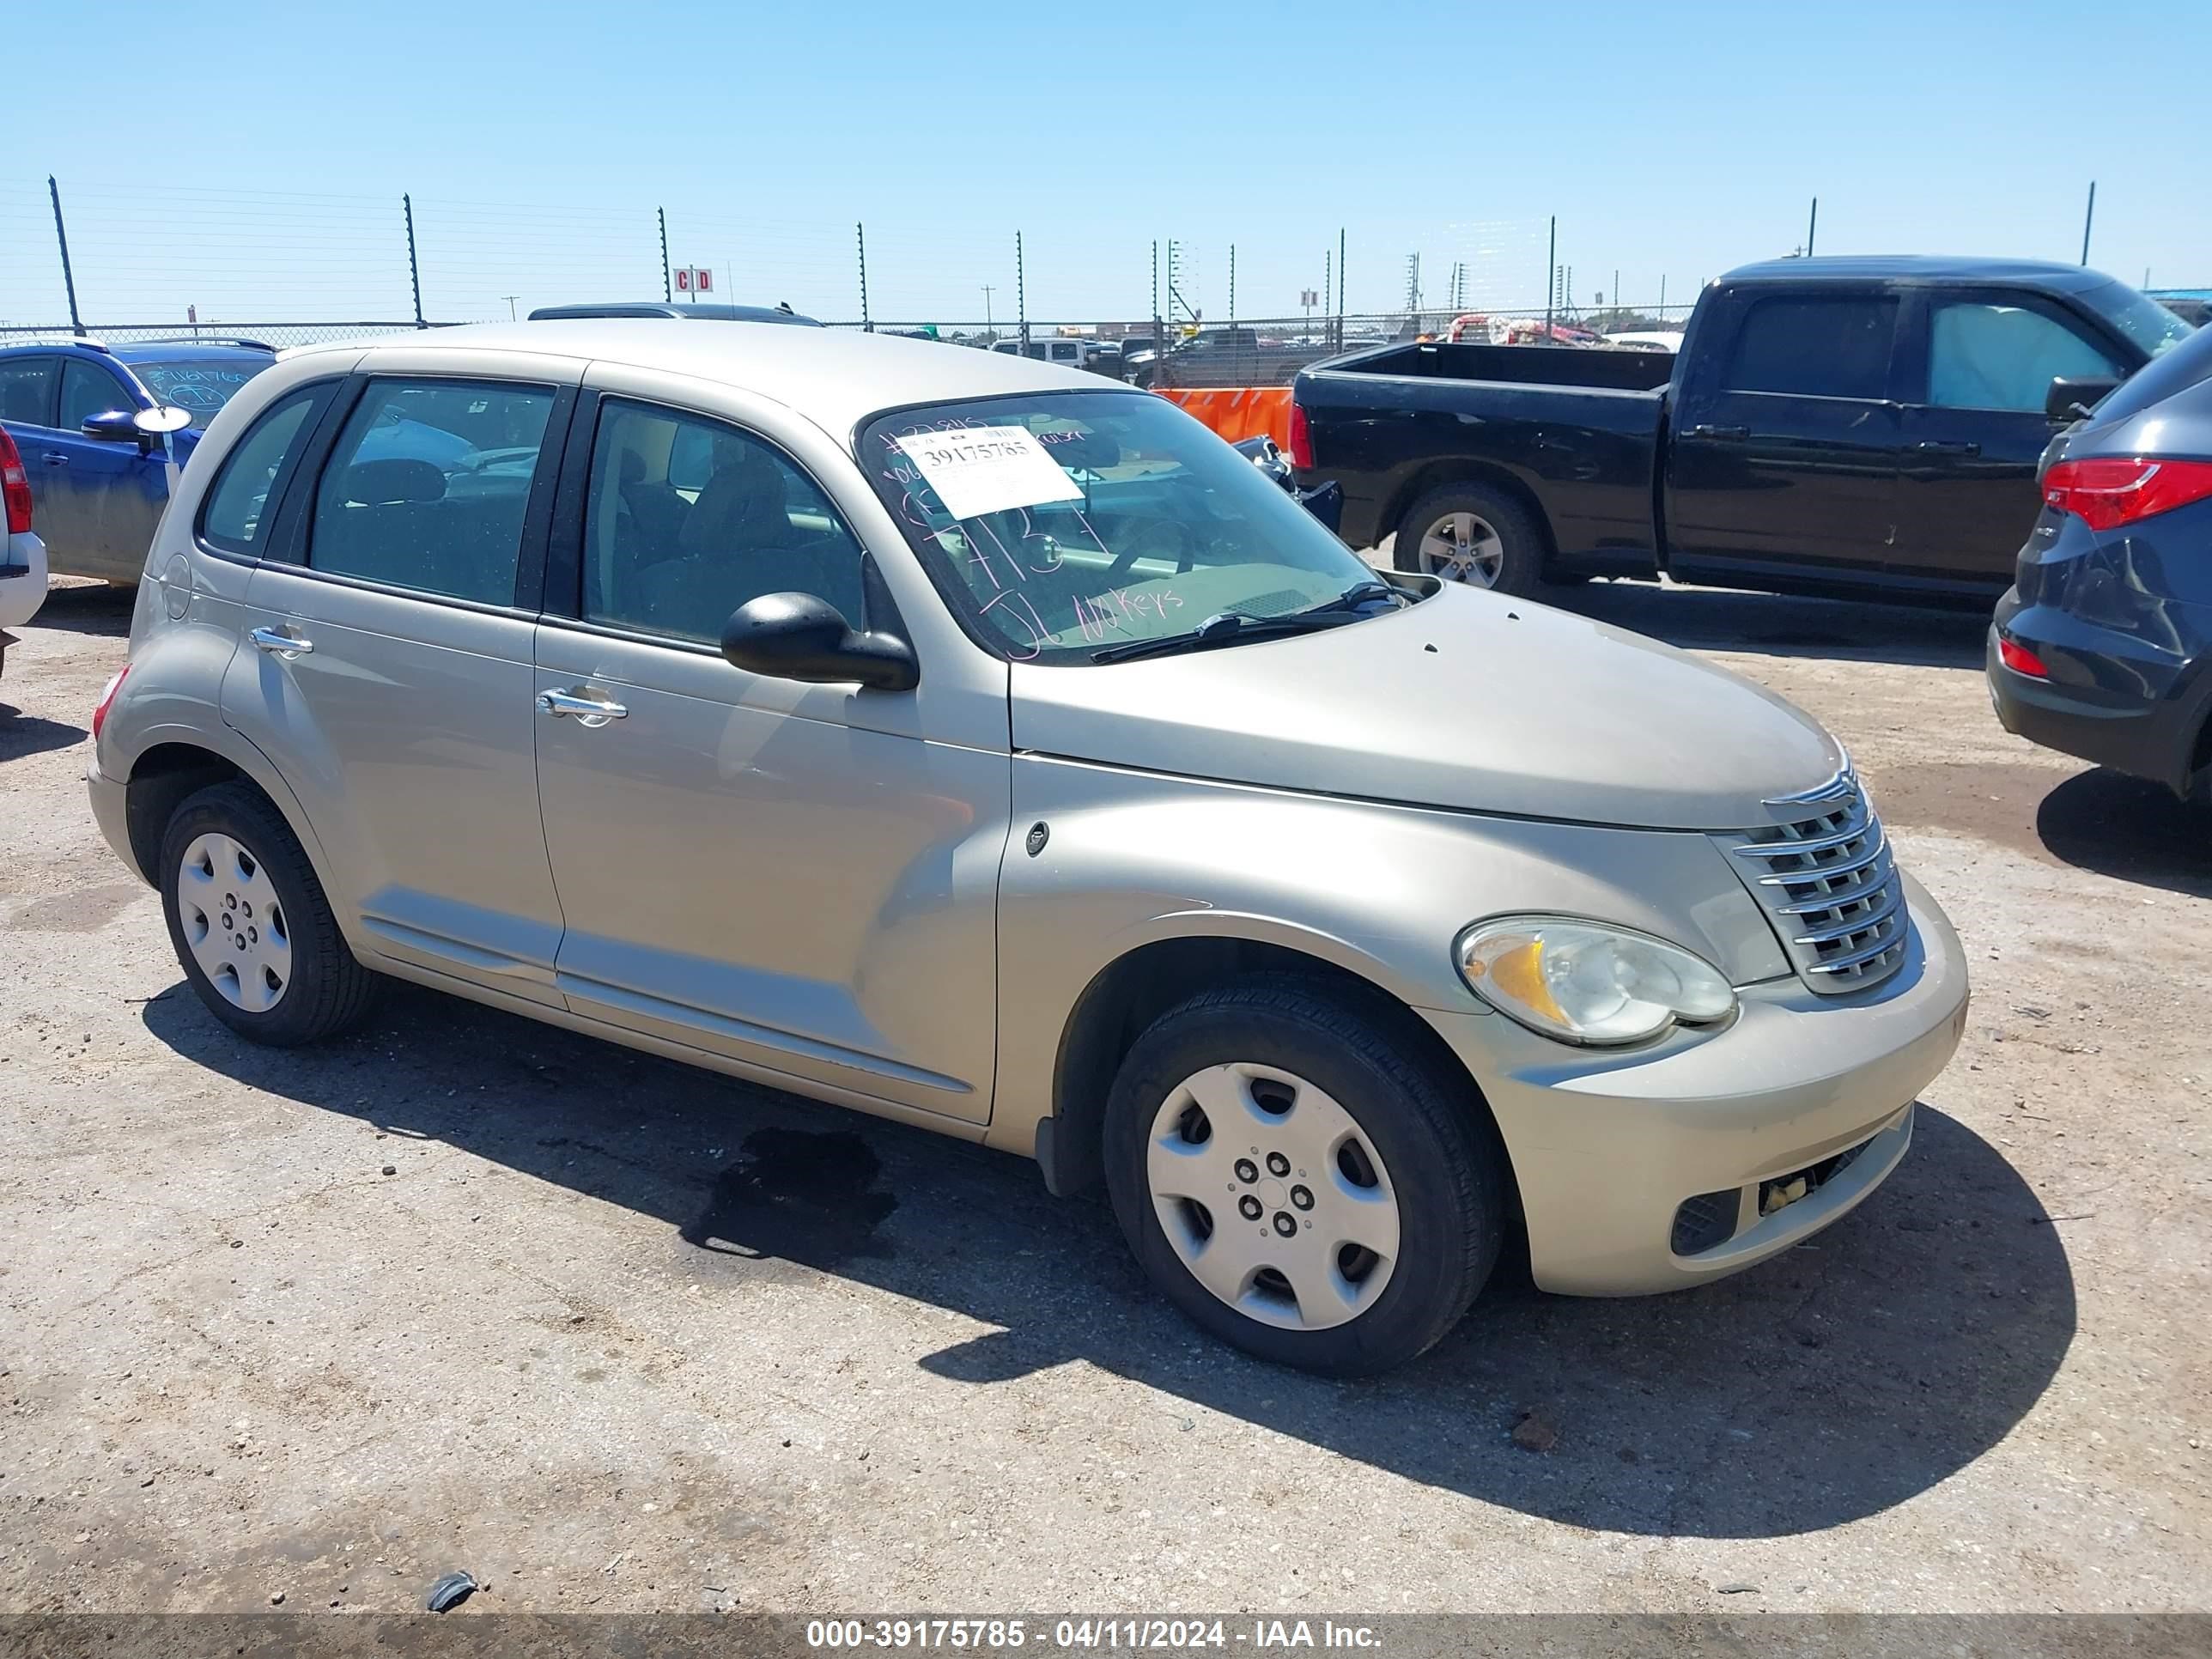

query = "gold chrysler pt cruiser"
[86, 321, 1969, 1374]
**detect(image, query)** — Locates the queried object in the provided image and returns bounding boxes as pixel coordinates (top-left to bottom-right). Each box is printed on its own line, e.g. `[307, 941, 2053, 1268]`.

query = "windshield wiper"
[1091, 607, 1357, 665]
[1297, 579, 1406, 618]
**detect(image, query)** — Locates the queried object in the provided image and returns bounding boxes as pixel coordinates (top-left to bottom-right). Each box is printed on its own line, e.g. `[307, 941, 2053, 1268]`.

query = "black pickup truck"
[1291, 256, 2196, 602]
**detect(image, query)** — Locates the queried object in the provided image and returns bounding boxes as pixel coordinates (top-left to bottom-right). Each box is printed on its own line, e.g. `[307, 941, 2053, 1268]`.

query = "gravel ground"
[1, 576, 2206, 1618]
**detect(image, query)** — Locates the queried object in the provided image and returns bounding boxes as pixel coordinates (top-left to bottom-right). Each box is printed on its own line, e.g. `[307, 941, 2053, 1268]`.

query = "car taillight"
[93, 666, 129, 740]
[0, 426, 31, 534]
[2041, 456, 2212, 532]
[1997, 637, 2049, 679]
[1287, 400, 1314, 471]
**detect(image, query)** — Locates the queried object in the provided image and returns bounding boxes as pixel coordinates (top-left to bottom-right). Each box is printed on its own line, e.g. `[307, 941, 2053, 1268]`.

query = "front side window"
[1926, 300, 2127, 411]
[200, 390, 323, 554]
[308, 379, 554, 605]
[860, 391, 1383, 664]
[582, 399, 866, 645]
[1723, 295, 1899, 401]
[128, 358, 270, 423]
[0, 356, 58, 425]
[59, 361, 137, 429]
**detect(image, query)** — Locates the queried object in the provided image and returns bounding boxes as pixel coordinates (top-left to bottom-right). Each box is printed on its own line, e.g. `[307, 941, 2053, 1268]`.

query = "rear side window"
[58, 360, 136, 429]
[307, 379, 555, 605]
[200, 390, 324, 555]
[0, 357, 58, 425]
[1723, 295, 1899, 401]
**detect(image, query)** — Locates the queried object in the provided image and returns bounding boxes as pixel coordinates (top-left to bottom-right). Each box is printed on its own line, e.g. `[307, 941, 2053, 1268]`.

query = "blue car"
[1990, 319, 2212, 802]
[0, 337, 276, 581]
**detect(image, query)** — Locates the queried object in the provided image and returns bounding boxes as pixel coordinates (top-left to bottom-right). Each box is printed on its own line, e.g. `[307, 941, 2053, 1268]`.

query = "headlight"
[1455, 916, 1737, 1046]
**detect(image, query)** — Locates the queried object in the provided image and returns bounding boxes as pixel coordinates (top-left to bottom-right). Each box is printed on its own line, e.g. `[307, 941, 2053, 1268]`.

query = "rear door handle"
[1688, 423, 1749, 441]
[1913, 439, 1981, 457]
[537, 687, 628, 727]
[40, 453, 68, 466]
[248, 625, 313, 659]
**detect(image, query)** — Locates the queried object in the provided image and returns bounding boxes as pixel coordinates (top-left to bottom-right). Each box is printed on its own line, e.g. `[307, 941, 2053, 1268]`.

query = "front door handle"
[537, 687, 629, 727]
[1687, 423, 1749, 441]
[1913, 439, 1981, 457]
[248, 625, 313, 659]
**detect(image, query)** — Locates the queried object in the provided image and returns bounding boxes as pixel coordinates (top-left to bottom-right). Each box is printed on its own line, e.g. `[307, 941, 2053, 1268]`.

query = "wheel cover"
[1146, 1063, 1401, 1332]
[1417, 511, 1505, 586]
[176, 832, 292, 1012]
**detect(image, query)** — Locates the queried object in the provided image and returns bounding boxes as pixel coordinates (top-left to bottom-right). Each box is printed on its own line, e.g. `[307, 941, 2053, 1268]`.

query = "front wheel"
[1103, 979, 1504, 1375]
[158, 781, 379, 1046]
[1394, 482, 1549, 596]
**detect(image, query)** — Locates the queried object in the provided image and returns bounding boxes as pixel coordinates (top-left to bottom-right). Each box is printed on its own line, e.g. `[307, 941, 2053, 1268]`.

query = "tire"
[1393, 481, 1549, 596]
[158, 781, 378, 1047]
[1103, 977, 1504, 1376]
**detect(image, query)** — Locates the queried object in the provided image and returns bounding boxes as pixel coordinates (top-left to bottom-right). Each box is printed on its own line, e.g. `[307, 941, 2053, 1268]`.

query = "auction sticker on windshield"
[895, 424, 1082, 520]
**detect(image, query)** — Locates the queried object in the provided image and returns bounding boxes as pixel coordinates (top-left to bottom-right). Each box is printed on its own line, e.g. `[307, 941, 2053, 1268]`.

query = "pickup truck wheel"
[158, 781, 379, 1047]
[1396, 483, 1546, 596]
[1103, 979, 1504, 1376]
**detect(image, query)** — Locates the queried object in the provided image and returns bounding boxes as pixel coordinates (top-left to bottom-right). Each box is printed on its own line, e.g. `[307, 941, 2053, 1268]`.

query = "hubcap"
[1146, 1063, 1401, 1332]
[177, 832, 291, 1012]
[1417, 511, 1505, 586]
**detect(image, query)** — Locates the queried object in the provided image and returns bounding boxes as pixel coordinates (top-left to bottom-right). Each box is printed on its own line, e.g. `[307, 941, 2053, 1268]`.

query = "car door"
[52, 357, 166, 581]
[0, 356, 69, 559]
[1665, 286, 1905, 586]
[530, 376, 1009, 1124]
[222, 362, 580, 1006]
[1893, 289, 2136, 590]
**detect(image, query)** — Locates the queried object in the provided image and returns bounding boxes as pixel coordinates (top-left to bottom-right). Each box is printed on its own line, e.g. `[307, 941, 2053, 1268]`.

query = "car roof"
[1718, 254, 2116, 294]
[526, 301, 821, 325]
[0, 338, 272, 364]
[112, 341, 276, 363]
[285, 319, 1126, 438]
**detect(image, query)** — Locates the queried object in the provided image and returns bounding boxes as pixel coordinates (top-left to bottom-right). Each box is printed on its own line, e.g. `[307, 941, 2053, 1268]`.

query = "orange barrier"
[1153, 386, 1294, 450]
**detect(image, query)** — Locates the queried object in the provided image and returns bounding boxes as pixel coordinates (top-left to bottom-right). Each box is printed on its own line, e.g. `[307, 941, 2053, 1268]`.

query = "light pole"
[502, 295, 520, 320]
[981, 285, 995, 331]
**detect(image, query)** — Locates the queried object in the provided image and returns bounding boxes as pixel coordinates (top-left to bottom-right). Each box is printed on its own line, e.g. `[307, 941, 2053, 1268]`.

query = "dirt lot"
[1, 577, 2206, 1617]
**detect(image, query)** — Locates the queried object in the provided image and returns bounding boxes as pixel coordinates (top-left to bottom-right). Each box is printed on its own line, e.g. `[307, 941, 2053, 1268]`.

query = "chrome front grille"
[1718, 769, 1908, 994]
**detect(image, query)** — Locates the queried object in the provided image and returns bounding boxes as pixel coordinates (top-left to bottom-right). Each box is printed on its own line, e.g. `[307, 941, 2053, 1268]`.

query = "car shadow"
[23, 580, 135, 636]
[2037, 767, 2212, 899]
[143, 981, 2072, 1540]
[0, 711, 88, 760]
[1543, 580, 1992, 670]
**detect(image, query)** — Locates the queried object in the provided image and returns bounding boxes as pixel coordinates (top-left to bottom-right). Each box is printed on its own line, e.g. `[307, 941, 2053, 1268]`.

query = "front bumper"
[1420, 870, 1970, 1296]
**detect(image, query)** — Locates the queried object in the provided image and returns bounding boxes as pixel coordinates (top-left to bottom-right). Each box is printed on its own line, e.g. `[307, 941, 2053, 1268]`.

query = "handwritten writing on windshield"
[1073, 586, 1182, 642]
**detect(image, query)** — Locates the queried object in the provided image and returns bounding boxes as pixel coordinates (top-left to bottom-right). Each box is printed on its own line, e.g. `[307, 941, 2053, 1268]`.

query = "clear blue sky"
[4, 0, 2206, 328]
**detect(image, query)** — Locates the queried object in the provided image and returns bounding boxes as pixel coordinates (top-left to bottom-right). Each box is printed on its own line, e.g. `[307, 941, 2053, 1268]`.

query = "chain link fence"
[0, 321, 437, 350]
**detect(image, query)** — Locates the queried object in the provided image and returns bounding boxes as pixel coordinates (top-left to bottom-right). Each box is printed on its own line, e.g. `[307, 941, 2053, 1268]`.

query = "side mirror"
[720, 592, 919, 692]
[2046, 374, 2121, 424]
[80, 410, 143, 444]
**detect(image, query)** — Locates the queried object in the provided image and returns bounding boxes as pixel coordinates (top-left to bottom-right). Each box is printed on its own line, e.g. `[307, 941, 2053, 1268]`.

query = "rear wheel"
[1103, 978, 1504, 1375]
[1395, 482, 1548, 596]
[159, 782, 378, 1046]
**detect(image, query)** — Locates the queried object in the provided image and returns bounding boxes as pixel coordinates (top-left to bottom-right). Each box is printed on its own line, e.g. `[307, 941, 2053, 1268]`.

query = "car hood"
[1007, 585, 1844, 830]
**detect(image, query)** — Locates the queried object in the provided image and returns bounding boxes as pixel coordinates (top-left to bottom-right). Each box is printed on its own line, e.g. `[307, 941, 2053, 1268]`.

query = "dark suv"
[1990, 321, 2212, 801]
[0, 337, 276, 581]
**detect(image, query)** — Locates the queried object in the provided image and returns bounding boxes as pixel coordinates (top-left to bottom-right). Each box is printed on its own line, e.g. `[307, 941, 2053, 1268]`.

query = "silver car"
[86, 322, 1969, 1375]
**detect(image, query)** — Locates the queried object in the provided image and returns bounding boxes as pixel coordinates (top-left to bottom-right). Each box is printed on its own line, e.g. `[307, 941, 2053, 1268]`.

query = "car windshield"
[859, 392, 1387, 665]
[128, 358, 270, 422]
[2078, 280, 2196, 360]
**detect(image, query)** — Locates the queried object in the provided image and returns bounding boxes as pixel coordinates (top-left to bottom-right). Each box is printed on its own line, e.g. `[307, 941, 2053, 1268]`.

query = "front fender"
[987, 752, 1790, 1158]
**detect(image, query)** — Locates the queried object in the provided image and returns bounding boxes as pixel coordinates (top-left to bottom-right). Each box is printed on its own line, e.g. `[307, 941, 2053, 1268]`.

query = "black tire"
[158, 781, 378, 1047]
[1103, 977, 1504, 1376]
[1393, 481, 1550, 597]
